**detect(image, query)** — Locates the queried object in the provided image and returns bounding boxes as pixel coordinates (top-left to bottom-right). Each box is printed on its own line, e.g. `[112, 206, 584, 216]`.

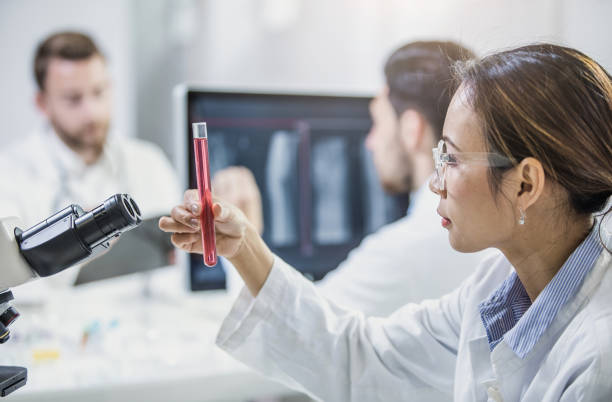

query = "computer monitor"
[174, 87, 409, 291]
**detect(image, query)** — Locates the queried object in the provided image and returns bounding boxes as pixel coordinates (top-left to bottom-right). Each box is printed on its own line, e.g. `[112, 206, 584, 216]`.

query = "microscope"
[0, 194, 142, 396]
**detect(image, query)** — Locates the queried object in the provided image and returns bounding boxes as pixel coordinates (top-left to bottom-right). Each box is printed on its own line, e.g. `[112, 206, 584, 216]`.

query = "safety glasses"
[430, 139, 513, 191]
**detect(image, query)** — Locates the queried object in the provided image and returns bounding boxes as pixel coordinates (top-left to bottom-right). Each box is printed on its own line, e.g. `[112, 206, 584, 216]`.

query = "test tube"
[192, 122, 217, 267]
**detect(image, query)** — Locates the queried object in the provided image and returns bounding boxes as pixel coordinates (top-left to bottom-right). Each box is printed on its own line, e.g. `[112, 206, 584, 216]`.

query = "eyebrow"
[442, 136, 462, 152]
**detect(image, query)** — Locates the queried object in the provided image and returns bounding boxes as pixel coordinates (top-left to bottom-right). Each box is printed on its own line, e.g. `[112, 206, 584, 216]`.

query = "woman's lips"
[437, 209, 451, 228]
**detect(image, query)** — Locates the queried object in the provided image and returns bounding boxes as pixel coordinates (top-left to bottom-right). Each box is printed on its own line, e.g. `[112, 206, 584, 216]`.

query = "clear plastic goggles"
[430, 139, 513, 192]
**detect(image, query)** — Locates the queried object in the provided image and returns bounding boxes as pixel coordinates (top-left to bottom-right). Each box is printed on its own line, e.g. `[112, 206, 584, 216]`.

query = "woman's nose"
[428, 174, 446, 198]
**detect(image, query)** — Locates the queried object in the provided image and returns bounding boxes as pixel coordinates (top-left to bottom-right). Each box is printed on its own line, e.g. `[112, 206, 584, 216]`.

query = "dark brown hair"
[454, 44, 612, 218]
[34, 31, 104, 91]
[384, 41, 476, 140]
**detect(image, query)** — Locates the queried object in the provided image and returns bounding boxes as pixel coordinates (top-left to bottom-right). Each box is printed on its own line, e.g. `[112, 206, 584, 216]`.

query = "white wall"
[1, 0, 610, 161]
[0, 0, 133, 146]
[179, 0, 611, 91]
[560, 0, 612, 71]
[180, 0, 564, 93]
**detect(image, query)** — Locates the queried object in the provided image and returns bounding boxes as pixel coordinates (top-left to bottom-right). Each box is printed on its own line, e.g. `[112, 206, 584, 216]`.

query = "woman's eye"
[446, 154, 459, 165]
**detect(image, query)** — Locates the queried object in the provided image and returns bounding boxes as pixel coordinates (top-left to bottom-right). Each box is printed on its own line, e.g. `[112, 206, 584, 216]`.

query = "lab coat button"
[486, 386, 503, 402]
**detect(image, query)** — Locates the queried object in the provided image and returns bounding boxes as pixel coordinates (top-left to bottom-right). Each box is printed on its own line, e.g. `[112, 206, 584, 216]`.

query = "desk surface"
[1, 266, 299, 402]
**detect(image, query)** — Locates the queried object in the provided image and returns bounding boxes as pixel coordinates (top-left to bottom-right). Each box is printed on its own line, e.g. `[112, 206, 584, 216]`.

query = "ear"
[515, 157, 545, 212]
[35, 92, 49, 117]
[398, 109, 425, 153]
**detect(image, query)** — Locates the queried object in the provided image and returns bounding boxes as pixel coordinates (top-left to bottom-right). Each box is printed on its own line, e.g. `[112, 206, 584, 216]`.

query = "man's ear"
[35, 92, 49, 117]
[515, 157, 546, 212]
[398, 109, 425, 153]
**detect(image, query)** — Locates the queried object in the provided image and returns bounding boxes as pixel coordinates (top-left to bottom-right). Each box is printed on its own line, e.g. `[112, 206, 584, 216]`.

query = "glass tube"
[192, 122, 217, 267]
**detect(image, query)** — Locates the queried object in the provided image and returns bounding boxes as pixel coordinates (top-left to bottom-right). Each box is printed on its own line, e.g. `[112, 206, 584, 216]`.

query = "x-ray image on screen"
[266, 130, 300, 247]
[181, 90, 409, 290]
[312, 136, 350, 245]
[207, 134, 232, 172]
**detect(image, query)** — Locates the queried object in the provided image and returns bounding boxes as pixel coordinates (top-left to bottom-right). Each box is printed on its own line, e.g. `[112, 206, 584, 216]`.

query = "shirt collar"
[479, 225, 603, 358]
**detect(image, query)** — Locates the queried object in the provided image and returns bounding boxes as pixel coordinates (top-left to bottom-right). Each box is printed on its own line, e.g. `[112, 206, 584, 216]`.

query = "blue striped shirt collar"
[478, 226, 603, 358]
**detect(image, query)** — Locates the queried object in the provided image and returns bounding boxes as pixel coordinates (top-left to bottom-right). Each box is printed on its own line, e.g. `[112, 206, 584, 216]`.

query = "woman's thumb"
[213, 203, 229, 220]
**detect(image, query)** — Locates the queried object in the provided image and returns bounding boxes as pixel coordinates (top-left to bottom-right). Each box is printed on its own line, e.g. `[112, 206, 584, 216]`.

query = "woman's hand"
[158, 189, 274, 296]
[158, 189, 247, 258]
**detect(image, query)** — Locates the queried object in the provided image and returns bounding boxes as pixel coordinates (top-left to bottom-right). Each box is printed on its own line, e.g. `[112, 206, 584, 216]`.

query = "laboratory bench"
[1, 265, 306, 402]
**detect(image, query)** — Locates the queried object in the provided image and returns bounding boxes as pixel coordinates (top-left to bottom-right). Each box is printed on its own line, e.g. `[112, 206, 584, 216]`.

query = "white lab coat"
[225, 185, 490, 317]
[0, 127, 181, 226]
[216, 224, 612, 401]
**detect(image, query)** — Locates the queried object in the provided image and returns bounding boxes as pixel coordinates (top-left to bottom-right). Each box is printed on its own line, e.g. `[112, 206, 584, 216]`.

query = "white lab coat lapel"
[489, 230, 611, 402]
[467, 334, 495, 401]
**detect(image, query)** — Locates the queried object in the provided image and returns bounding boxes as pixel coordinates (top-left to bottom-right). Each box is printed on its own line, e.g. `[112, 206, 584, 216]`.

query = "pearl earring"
[518, 207, 526, 225]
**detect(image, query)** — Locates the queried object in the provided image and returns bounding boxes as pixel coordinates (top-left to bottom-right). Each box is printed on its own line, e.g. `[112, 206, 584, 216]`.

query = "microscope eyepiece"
[100, 193, 141, 233]
[75, 194, 142, 247]
[15, 194, 142, 277]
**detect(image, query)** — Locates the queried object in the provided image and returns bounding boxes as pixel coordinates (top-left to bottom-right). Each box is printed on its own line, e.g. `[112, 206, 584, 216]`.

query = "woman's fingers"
[158, 190, 202, 234]
[170, 232, 202, 253]
[184, 189, 200, 214]
[212, 201, 248, 237]
[158, 214, 199, 233]
[158, 199, 243, 235]
[173, 204, 202, 229]
[212, 202, 230, 221]
[160, 190, 252, 259]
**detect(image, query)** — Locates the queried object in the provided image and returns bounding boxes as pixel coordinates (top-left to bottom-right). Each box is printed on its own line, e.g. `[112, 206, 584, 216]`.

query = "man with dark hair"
[367, 41, 467, 195]
[0, 31, 180, 228]
[214, 41, 490, 316]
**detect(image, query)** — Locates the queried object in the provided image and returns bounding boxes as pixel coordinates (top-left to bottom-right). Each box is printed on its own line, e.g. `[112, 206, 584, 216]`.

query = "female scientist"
[160, 44, 612, 401]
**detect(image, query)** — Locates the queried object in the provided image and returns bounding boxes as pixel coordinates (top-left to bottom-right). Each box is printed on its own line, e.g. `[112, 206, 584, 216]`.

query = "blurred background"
[2, 0, 611, 160]
[0, 1, 611, 401]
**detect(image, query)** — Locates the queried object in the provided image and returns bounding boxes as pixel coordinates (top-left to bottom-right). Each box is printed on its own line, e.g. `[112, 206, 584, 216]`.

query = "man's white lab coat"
[0, 128, 181, 226]
[316, 185, 489, 316]
[0, 128, 181, 288]
[216, 223, 612, 401]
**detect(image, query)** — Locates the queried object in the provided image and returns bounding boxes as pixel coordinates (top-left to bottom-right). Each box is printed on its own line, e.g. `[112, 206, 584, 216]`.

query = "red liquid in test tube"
[192, 122, 217, 267]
